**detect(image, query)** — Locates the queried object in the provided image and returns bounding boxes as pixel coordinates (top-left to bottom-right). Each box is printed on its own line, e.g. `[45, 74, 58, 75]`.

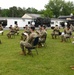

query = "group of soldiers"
[7, 24, 19, 38]
[51, 24, 73, 42]
[20, 25, 47, 55]
[1, 23, 73, 55]
[0, 24, 47, 55]
[0, 23, 19, 44]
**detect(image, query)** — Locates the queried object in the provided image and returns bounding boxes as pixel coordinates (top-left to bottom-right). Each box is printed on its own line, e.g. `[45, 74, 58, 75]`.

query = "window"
[28, 21, 31, 24]
[14, 21, 17, 24]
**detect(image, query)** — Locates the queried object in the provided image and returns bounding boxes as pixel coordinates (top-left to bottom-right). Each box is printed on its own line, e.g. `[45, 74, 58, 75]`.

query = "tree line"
[0, 0, 74, 18]
[0, 7, 43, 17]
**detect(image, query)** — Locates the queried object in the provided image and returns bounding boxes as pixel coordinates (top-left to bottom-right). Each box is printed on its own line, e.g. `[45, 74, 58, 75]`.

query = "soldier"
[38, 25, 47, 47]
[38, 25, 42, 32]
[70, 24, 74, 32]
[51, 25, 60, 39]
[0, 24, 3, 43]
[21, 25, 30, 40]
[23, 25, 30, 35]
[13, 24, 19, 35]
[61, 26, 72, 42]
[36, 25, 42, 35]
[20, 26, 38, 55]
[7, 25, 15, 38]
[0, 24, 3, 35]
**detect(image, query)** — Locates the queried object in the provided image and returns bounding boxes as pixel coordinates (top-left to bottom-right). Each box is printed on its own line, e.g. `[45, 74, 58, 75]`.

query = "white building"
[50, 18, 66, 28]
[0, 13, 41, 28]
[0, 17, 33, 27]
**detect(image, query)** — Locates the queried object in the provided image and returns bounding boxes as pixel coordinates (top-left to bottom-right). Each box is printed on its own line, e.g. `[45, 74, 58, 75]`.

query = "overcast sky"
[0, 0, 74, 10]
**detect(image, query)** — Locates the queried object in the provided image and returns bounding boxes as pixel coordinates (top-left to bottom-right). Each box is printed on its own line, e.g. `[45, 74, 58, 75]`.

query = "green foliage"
[0, 7, 39, 17]
[0, 29, 74, 75]
[26, 7, 38, 14]
[45, 0, 74, 18]
[43, 9, 53, 18]
[0, 0, 74, 17]
[1, 9, 9, 17]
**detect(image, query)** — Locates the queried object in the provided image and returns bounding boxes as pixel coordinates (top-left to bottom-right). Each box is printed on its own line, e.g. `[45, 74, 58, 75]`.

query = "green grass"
[0, 29, 74, 75]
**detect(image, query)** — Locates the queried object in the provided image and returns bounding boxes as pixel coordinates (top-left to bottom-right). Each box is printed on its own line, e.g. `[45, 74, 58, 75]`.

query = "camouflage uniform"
[20, 27, 38, 55]
[23, 26, 30, 35]
[38, 25, 47, 47]
[39, 29, 47, 43]
[61, 27, 72, 42]
[0, 24, 3, 35]
[21, 25, 30, 40]
[51, 25, 60, 39]
[13, 25, 19, 35]
[7, 25, 15, 38]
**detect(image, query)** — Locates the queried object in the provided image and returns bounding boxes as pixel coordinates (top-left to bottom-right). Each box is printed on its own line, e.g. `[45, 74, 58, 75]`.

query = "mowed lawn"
[0, 29, 74, 75]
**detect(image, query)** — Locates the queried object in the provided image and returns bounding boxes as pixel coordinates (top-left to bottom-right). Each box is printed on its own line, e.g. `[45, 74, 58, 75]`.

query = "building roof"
[58, 15, 71, 19]
[22, 13, 41, 19]
[0, 17, 22, 19]
[58, 15, 74, 19]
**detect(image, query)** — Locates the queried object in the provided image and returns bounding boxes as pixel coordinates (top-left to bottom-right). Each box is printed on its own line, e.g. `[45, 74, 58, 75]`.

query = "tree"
[26, 7, 38, 13]
[1, 9, 9, 17]
[43, 9, 53, 18]
[17, 7, 26, 17]
[8, 6, 18, 17]
[61, 1, 74, 15]
[45, 0, 74, 18]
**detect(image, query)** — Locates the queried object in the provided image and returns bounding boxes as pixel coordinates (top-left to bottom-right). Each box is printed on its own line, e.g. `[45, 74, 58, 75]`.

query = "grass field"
[0, 29, 74, 75]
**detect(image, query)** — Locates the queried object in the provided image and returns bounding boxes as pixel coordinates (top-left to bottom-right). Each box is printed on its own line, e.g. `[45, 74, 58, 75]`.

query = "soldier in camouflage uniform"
[0, 24, 3, 35]
[23, 25, 30, 35]
[0, 24, 3, 43]
[21, 25, 30, 40]
[7, 25, 15, 38]
[61, 26, 72, 42]
[51, 25, 60, 39]
[20, 26, 38, 55]
[13, 24, 19, 35]
[38, 25, 47, 47]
